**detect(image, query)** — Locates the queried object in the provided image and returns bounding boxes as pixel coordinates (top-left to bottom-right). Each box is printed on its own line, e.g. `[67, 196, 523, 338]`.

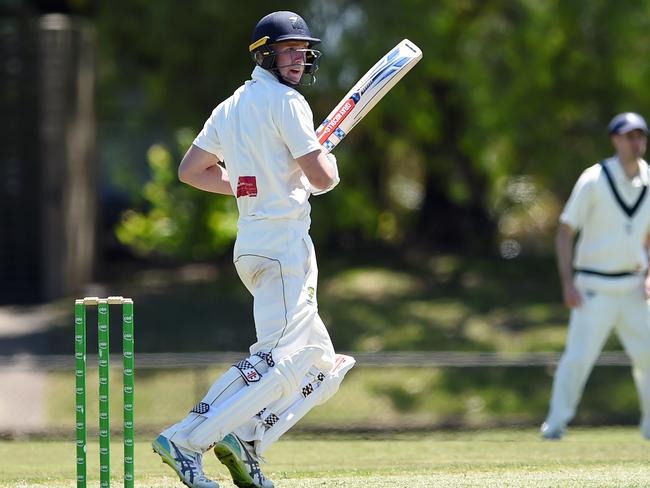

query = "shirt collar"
[609, 156, 649, 187]
[251, 65, 280, 84]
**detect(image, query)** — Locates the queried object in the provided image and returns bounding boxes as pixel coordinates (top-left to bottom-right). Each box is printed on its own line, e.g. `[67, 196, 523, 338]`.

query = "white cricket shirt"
[193, 66, 322, 237]
[561, 156, 650, 290]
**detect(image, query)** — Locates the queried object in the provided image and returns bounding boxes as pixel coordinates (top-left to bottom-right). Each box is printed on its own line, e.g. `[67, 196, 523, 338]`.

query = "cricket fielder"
[152, 11, 355, 487]
[542, 112, 650, 440]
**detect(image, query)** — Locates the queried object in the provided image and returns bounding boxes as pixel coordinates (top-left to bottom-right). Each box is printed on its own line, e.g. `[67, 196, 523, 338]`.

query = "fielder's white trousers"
[545, 285, 650, 435]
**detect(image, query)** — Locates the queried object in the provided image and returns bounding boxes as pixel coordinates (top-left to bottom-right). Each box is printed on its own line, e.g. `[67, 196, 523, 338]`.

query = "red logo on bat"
[318, 98, 357, 144]
[237, 176, 257, 197]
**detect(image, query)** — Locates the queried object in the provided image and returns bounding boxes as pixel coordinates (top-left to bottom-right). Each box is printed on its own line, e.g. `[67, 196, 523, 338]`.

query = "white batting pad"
[187, 346, 326, 451]
[161, 352, 273, 452]
[256, 354, 355, 454]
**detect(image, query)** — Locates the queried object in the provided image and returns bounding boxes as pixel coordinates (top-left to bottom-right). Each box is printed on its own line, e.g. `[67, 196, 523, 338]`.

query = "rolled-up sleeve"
[193, 107, 224, 160]
[276, 95, 322, 159]
[560, 170, 594, 231]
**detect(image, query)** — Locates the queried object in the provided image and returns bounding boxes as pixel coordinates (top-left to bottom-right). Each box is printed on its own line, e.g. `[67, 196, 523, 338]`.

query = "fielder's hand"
[562, 280, 582, 308]
[644, 276, 650, 299]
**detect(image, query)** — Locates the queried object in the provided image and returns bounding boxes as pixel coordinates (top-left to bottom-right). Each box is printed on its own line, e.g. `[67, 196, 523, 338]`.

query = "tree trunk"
[415, 80, 496, 254]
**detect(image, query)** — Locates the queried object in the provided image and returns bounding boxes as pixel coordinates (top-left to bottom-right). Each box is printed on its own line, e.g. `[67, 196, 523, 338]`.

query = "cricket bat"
[316, 39, 423, 152]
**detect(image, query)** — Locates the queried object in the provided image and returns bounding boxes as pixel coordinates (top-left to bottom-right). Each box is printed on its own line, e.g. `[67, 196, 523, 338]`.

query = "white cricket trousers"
[546, 285, 650, 434]
[234, 225, 335, 369]
[160, 225, 339, 452]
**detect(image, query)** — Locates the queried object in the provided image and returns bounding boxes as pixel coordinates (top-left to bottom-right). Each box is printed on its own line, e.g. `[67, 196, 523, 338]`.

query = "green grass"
[2, 428, 649, 487]
[21, 253, 642, 434]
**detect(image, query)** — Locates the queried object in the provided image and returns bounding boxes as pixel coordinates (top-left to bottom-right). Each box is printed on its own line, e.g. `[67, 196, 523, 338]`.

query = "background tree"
[96, 0, 650, 259]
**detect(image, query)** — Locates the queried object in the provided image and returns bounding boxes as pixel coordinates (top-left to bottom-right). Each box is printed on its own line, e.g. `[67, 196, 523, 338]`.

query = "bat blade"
[316, 39, 423, 152]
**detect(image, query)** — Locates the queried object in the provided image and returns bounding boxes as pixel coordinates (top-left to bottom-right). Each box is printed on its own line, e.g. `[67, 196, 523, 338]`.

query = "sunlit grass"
[2, 428, 649, 487]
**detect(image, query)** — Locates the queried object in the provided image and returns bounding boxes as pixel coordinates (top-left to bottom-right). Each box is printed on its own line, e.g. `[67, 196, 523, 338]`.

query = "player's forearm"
[177, 144, 233, 195]
[296, 149, 339, 191]
[180, 165, 234, 195]
[555, 225, 575, 286]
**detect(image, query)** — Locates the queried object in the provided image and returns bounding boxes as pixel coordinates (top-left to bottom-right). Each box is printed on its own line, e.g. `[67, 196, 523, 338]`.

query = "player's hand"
[562, 281, 582, 308]
[644, 275, 650, 299]
[310, 152, 340, 196]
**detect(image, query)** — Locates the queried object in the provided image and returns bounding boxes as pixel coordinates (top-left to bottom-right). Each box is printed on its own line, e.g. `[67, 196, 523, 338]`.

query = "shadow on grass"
[370, 365, 642, 427]
[0, 251, 623, 358]
[320, 252, 570, 352]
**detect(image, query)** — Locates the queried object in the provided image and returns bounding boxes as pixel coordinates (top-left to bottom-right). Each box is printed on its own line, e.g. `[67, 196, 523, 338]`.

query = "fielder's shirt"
[561, 156, 650, 291]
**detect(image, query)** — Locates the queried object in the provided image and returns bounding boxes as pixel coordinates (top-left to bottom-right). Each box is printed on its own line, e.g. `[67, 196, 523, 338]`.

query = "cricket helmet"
[249, 11, 321, 86]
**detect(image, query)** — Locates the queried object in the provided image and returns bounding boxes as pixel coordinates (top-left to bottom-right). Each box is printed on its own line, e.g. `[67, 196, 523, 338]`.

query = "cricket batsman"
[542, 112, 650, 440]
[152, 11, 355, 487]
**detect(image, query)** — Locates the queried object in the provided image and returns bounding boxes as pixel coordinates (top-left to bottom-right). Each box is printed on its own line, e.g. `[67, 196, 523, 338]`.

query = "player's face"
[273, 41, 309, 84]
[612, 129, 647, 160]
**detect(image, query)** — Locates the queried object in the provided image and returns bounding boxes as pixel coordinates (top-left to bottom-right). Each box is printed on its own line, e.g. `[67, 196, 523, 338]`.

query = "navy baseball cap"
[607, 112, 649, 135]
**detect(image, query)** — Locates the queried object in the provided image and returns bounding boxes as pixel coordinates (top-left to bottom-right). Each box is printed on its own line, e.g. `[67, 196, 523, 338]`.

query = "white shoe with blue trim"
[152, 434, 220, 488]
[214, 433, 274, 488]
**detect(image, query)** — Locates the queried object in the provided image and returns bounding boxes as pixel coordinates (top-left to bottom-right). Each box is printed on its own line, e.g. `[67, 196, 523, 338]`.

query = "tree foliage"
[115, 130, 238, 259]
[97, 0, 650, 258]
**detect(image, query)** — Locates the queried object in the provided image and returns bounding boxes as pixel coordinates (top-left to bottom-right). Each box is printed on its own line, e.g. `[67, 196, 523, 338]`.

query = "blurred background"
[2, 0, 649, 439]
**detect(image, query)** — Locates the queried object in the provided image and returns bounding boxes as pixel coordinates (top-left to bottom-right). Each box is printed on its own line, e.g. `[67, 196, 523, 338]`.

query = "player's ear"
[253, 49, 275, 70]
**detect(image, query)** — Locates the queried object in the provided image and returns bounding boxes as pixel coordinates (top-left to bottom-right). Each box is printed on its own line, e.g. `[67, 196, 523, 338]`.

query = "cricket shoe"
[152, 434, 220, 488]
[214, 433, 274, 488]
[540, 422, 565, 440]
